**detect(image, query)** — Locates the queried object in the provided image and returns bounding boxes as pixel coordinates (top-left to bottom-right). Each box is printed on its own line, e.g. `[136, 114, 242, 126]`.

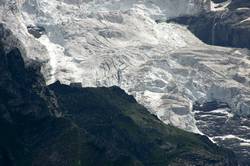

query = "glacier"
[1, 0, 250, 134]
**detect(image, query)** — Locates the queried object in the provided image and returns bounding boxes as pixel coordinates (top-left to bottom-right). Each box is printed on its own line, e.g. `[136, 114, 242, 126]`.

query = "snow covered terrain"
[1, 0, 250, 135]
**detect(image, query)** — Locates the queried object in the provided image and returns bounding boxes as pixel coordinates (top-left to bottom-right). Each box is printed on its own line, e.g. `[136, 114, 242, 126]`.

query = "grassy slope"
[47, 82, 236, 166]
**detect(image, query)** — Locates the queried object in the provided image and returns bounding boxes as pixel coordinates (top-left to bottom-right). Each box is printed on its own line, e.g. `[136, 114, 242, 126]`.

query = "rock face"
[27, 25, 46, 38]
[170, 0, 250, 49]
[228, 0, 250, 9]
[0, 45, 238, 166]
[0, 46, 58, 122]
[194, 106, 250, 165]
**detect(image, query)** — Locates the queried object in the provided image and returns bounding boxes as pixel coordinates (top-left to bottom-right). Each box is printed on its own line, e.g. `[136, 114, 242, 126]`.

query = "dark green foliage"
[48, 82, 237, 166]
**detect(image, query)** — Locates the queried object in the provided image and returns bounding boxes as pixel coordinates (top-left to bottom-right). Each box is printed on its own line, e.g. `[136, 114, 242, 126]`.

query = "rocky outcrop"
[194, 104, 250, 165]
[169, 0, 250, 49]
[0, 46, 58, 122]
[27, 25, 46, 38]
[228, 0, 250, 9]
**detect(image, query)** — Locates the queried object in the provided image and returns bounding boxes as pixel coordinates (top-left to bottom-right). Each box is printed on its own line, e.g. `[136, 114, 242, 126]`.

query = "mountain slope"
[0, 45, 238, 166]
[1, 0, 250, 134]
[1, 0, 250, 164]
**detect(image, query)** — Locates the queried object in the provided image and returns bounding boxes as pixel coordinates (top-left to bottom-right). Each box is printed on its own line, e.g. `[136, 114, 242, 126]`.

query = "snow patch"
[210, 0, 231, 11]
[213, 135, 250, 144]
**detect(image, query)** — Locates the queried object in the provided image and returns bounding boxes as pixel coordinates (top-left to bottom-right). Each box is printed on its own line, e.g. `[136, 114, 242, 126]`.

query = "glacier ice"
[1, 0, 250, 133]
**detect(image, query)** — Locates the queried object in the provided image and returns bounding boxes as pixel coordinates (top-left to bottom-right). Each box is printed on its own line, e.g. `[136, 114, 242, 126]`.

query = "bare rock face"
[27, 25, 45, 38]
[0, 25, 59, 122]
[228, 0, 250, 9]
[170, 0, 250, 49]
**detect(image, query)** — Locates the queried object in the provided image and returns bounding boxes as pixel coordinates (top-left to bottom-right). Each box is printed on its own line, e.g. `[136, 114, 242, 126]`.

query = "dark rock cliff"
[169, 0, 250, 49]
